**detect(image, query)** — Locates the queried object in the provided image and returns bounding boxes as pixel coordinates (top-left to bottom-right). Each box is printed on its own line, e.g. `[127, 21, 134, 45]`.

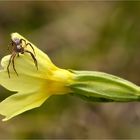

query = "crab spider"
[7, 37, 38, 78]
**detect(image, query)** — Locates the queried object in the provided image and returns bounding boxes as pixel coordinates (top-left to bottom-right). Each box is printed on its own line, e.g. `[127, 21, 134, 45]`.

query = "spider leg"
[12, 53, 18, 76]
[7, 53, 14, 78]
[25, 50, 38, 70]
[26, 43, 36, 56]
[20, 38, 26, 45]
[20, 39, 36, 56]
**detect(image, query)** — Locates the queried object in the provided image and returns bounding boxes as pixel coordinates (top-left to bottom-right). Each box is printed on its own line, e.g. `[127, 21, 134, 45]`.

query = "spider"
[7, 37, 38, 78]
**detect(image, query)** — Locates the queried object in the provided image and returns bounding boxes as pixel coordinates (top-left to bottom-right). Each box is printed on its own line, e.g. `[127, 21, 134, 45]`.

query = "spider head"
[12, 37, 21, 45]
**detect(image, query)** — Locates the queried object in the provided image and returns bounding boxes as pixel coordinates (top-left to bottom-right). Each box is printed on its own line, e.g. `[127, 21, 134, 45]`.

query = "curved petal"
[0, 70, 46, 92]
[1, 32, 58, 79]
[0, 90, 50, 121]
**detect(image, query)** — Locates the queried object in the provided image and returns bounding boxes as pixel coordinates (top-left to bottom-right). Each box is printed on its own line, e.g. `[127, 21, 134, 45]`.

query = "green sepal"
[69, 70, 140, 102]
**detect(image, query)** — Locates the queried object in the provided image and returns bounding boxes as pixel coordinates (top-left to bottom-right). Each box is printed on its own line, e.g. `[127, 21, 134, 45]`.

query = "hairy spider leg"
[7, 52, 18, 78]
[25, 50, 38, 70]
[11, 53, 18, 76]
[20, 38, 26, 45]
[20, 39, 36, 56]
[7, 55, 13, 78]
[26, 43, 36, 56]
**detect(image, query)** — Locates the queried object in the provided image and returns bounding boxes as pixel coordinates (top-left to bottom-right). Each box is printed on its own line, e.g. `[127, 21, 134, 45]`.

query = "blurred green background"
[0, 1, 140, 139]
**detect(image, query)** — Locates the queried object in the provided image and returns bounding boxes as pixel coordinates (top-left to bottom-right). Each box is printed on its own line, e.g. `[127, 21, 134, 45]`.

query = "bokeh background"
[0, 1, 140, 139]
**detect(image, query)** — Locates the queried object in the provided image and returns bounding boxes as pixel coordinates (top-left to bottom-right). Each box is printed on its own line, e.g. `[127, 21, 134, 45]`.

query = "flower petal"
[0, 70, 46, 93]
[0, 90, 49, 121]
[1, 32, 58, 79]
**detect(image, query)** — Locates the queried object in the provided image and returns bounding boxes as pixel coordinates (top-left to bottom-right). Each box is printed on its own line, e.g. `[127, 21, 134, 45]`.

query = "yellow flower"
[0, 33, 74, 121]
[0, 33, 140, 121]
